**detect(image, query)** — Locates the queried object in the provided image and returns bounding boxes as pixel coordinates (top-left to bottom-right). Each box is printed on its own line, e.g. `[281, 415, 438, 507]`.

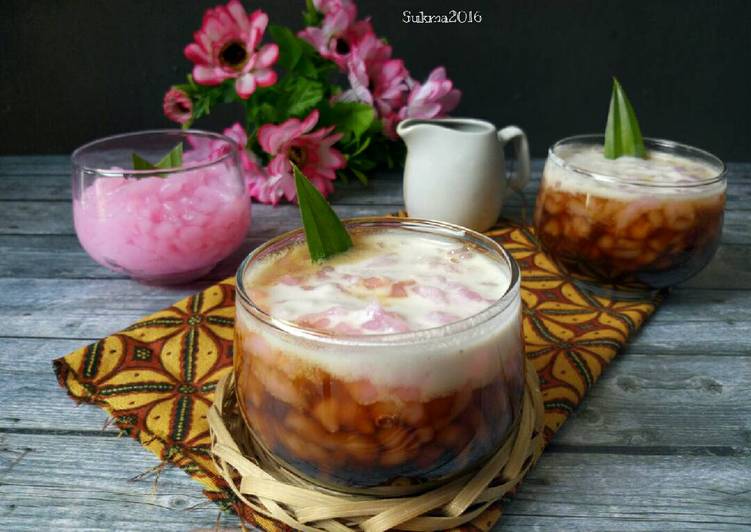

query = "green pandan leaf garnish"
[604, 78, 646, 159]
[131, 142, 183, 171]
[293, 162, 353, 262]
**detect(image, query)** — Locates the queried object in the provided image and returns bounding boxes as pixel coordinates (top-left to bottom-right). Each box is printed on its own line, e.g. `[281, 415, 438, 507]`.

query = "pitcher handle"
[497, 125, 531, 196]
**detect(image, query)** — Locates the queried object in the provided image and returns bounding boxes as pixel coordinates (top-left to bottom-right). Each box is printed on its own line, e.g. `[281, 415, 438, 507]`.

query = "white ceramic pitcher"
[397, 118, 531, 232]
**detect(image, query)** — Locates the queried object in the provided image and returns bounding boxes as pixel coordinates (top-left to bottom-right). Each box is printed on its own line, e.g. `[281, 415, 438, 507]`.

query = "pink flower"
[370, 59, 410, 117]
[312, 0, 354, 14]
[162, 88, 193, 124]
[254, 110, 346, 204]
[340, 49, 410, 138]
[249, 172, 299, 206]
[347, 29, 392, 68]
[220, 123, 266, 194]
[181, 123, 264, 197]
[184, 0, 278, 99]
[380, 112, 402, 141]
[399, 67, 461, 121]
[299, 4, 374, 69]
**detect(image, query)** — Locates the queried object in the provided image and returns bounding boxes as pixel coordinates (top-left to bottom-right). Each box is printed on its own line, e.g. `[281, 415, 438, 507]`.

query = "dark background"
[2, 0, 750, 159]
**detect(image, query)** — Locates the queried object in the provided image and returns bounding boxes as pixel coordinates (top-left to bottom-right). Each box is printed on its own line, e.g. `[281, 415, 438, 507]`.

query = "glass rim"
[548, 134, 727, 188]
[71, 129, 238, 176]
[235, 216, 521, 347]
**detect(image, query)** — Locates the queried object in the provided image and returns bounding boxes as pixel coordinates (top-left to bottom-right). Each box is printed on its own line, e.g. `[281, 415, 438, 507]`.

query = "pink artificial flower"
[184, 0, 279, 99]
[399, 67, 461, 121]
[340, 49, 410, 138]
[299, 3, 376, 69]
[380, 112, 402, 141]
[181, 123, 264, 197]
[220, 123, 266, 195]
[163, 88, 193, 124]
[370, 59, 410, 117]
[347, 29, 391, 68]
[312, 0, 354, 14]
[254, 110, 346, 204]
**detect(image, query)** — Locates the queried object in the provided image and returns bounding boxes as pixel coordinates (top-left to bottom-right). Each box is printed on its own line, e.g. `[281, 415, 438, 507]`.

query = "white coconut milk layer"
[545, 143, 725, 200]
[246, 229, 509, 334]
[237, 229, 522, 397]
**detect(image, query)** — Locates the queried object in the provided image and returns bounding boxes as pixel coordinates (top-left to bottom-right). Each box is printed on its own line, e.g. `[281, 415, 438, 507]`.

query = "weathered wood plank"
[1, 277, 749, 345]
[0, 202, 390, 236]
[0, 198, 747, 246]
[0, 171, 405, 205]
[1, 155, 750, 531]
[3, 337, 750, 452]
[3, 157, 749, 209]
[554, 353, 751, 449]
[0, 432, 242, 531]
[0, 155, 71, 175]
[504, 452, 751, 530]
[680, 244, 751, 290]
[0, 234, 259, 280]
[1, 154, 749, 179]
[1, 432, 748, 531]
[2, 277, 748, 325]
[0, 192, 536, 237]
[1, 236, 750, 291]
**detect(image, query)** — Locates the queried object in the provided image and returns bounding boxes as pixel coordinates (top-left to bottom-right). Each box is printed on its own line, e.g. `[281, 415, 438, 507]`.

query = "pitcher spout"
[397, 118, 495, 143]
[395, 119, 431, 142]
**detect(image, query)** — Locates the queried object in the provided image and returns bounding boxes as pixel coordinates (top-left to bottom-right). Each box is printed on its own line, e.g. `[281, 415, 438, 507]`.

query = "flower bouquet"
[162, 0, 461, 205]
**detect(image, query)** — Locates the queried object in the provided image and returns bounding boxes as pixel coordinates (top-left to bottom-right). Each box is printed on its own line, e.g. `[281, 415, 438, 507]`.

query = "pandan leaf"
[131, 153, 157, 170]
[131, 142, 183, 172]
[293, 162, 352, 262]
[604, 78, 646, 159]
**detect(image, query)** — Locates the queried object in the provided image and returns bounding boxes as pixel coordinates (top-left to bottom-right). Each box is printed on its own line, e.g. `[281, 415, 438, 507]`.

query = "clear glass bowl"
[72, 130, 251, 284]
[233, 217, 524, 492]
[534, 135, 726, 292]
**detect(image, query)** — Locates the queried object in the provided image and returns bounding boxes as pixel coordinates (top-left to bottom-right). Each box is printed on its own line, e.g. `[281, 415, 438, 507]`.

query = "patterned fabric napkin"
[54, 221, 659, 531]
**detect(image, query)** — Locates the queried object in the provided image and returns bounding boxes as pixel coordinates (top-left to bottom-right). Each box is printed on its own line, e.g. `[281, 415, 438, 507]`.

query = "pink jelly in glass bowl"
[72, 130, 251, 283]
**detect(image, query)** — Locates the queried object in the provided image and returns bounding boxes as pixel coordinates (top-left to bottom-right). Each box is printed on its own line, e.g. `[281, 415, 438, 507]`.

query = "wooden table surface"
[0, 156, 749, 531]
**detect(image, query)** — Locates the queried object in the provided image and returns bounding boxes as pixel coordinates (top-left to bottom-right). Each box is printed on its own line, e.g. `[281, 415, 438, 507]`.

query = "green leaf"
[320, 102, 375, 141]
[189, 79, 238, 121]
[350, 136, 372, 157]
[293, 162, 352, 262]
[251, 102, 278, 125]
[131, 142, 183, 172]
[336, 170, 350, 184]
[350, 167, 369, 185]
[302, 0, 323, 26]
[267, 23, 331, 80]
[285, 78, 324, 117]
[156, 142, 183, 168]
[269, 25, 303, 71]
[604, 78, 646, 159]
[298, 56, 323, 78]
[131, 153, 156, 170]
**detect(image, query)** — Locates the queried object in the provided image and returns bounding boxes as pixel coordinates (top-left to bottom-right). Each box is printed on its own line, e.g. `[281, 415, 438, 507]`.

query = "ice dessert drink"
[534, 136, 726, 289]
[234, 218, 524, 490]
[72, 130, 251, 283]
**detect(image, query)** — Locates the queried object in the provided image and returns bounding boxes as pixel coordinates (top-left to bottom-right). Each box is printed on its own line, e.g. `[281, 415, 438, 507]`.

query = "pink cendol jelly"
[73, 166, 250, 282]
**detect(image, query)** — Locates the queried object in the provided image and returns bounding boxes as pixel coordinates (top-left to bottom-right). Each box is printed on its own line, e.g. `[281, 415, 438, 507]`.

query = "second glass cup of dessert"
[72, 130, 251, 284]
[234, 218, 524, 492]
[534, 135, 726, 294]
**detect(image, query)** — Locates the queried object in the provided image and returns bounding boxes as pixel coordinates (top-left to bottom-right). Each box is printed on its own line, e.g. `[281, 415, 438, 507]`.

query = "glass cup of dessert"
[72, 130, 251, 284]
[234, 218, 524, 492]
[534, 135, 726, 294]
